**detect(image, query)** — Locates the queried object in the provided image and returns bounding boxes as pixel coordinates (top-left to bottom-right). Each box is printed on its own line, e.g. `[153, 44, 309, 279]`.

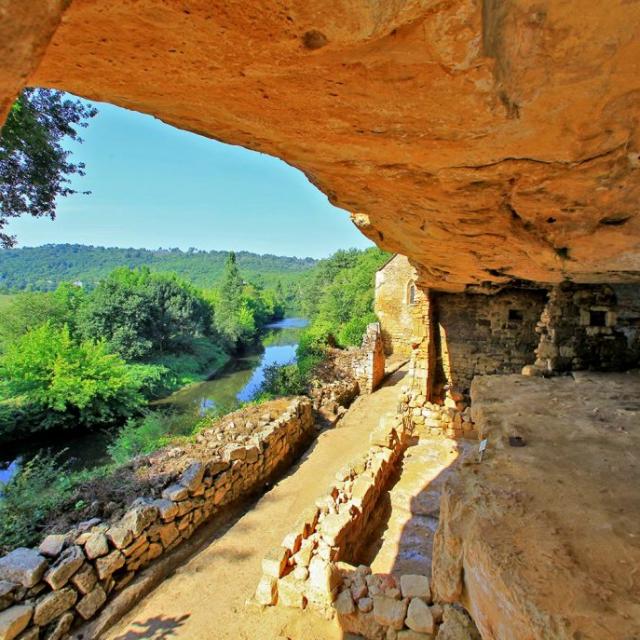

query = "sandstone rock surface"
[432, 372, 640, 640]
[2, 2, 640, 290]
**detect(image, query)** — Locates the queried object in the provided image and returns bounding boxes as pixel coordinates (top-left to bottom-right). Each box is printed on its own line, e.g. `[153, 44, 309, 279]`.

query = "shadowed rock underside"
[1, 0, 640, 291]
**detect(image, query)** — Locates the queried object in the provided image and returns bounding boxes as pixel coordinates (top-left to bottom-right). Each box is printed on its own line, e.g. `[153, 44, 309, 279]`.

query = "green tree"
[0, 323, 144, 431]
[0, 89, 97, 247]
[213, 252, 249, 348]
[0, 284, 85, 348]
[80, 267, 210, 360]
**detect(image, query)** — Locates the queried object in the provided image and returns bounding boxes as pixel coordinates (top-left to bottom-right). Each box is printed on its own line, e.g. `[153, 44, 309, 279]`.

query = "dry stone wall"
[533, 283, 640, 373]
[0, 398, 318, 640]
[352, 323, 386, 394]
[254, 389, 480, 639]
[433, 288, 547, 400]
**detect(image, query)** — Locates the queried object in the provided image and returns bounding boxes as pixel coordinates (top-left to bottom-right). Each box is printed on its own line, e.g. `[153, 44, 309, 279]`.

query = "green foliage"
[80, 267, 211, 361]
[209, 252, 286, 350]
[0, 243, 316, 296]
[0, 89, 96, 248]
[0, 453, 73, 552]
[257, 362, 309, 399]
[0, 284, 85, 348]
[107, 411, 192, 464]
[0, 323, 145, 432]
[258, 248, 388, 397]
[298, 247, 390, 350]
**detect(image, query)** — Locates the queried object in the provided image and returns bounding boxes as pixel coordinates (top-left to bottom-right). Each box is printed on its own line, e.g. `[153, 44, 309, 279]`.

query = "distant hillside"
[0, 244, 317, 291]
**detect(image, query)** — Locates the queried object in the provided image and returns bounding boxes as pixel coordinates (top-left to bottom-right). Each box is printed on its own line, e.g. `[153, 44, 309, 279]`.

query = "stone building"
[374, 254, 429, 357]
[375, 256, 640, 402]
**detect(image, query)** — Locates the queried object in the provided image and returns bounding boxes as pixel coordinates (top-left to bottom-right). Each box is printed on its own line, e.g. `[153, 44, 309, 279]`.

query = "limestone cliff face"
[2, 1, 640, 290]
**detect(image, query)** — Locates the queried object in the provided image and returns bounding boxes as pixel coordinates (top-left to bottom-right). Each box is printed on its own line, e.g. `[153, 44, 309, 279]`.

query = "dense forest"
[0, 244, 316, 294]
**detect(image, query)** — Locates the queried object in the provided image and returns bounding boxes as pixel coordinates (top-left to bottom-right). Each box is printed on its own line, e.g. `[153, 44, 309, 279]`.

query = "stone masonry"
[0, 398, 318, 640]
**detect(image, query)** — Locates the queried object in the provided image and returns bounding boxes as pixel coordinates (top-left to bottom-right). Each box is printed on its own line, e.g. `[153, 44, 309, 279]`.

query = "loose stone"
[0, 604, 32, 640]
[75, 585, 107, 620]
[95, 550, 125, 581]
[45, 610, 74, 640]
[372, 595, 409, 631]
[71, 563, 97, 595]
[33, 586, 77, 626]
[84, 533, 109, 560]
[400, 575, 431, 602]
[162, 484, 189, 502]
[254, 576, 277, 606]
[44, 545, 84, 590]
[405, 597, 434, 634]
[335, 589, 355, 615]
[38, 535, 67, 559]
[179, 462, 204, 492]
[0, 550, 48, 589]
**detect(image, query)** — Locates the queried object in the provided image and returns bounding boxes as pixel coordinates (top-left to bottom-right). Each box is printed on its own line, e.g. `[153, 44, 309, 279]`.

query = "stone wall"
[374, 255, 429, 358]
[533, 283, 640, 373]
[352, 323, 385, 394]
[0, 398, 317, 640]
[254, 390, 480, 639]
[433, 288, 548, 400]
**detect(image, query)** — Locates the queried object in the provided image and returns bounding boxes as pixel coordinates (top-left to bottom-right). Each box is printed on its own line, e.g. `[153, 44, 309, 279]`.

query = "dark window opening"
[590, 310, 607, 327]
[408, 284, 416, 304]
[508, 309, 524, 322]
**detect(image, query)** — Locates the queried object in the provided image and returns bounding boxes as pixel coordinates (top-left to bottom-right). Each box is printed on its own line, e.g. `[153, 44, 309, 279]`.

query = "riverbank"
[0, 318, 308, 488]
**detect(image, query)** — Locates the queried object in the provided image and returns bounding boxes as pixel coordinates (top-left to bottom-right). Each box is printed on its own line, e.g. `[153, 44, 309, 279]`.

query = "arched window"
[407, 282, 416, 304]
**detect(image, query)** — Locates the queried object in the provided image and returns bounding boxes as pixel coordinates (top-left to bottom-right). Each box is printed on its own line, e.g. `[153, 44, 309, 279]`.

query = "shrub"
[0, 453, 73, 552]
[108, 410, 201, 464]
[258, 363, 308, 399]
[0, 323, 146, 432]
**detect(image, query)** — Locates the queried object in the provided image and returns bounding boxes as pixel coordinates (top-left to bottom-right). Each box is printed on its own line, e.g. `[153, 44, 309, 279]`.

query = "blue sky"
[6, 98, 372, 259]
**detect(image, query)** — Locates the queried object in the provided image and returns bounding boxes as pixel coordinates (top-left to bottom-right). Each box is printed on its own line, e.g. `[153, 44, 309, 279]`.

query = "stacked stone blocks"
[0, 398, 316, 640]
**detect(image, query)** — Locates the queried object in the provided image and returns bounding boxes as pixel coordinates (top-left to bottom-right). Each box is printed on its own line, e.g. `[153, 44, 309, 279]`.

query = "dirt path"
[103, 367, 409, 640]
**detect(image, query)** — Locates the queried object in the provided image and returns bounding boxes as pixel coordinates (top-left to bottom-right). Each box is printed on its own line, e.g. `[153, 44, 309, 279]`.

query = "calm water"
[0, 317, 308, 486]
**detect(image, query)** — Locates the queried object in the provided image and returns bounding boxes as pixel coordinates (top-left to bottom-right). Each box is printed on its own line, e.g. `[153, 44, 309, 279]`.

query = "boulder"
[0, 550, 47, 589]
[0, 605, 32, 640]
[44, 545, 84, 590]
[33, 586, 77, 626]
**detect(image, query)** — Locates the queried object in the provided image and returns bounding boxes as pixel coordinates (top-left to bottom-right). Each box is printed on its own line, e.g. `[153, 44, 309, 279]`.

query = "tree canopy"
[0, 89, 97, 247]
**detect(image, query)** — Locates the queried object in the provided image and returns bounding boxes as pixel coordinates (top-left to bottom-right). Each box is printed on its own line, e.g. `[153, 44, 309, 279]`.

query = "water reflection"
[0, 318, 308, 485]
[158, 317, 308, 413]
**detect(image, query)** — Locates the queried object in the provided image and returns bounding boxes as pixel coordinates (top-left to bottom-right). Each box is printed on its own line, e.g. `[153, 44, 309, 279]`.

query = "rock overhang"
[2, 0, 640, 292]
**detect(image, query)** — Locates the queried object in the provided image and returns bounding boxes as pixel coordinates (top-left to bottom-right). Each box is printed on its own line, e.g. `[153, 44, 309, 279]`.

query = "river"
[0, 317, 308, 486]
